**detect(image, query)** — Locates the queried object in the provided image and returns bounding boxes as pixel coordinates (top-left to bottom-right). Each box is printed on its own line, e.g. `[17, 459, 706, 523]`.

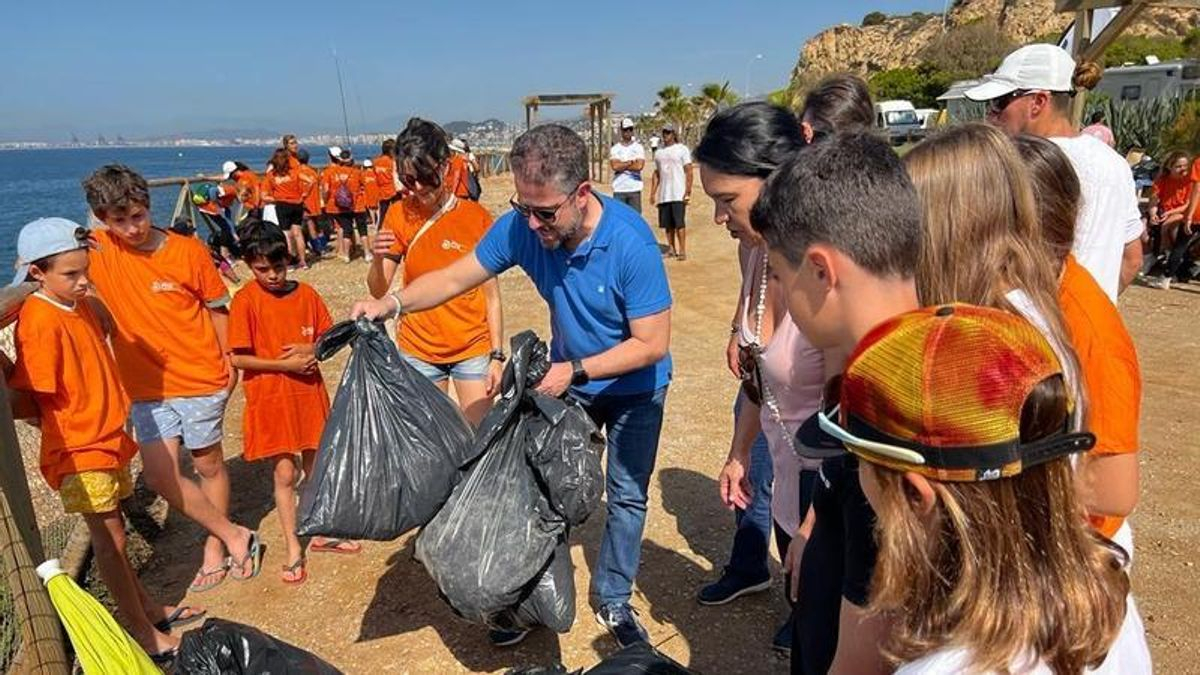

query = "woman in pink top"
[696, 101, 830, 655]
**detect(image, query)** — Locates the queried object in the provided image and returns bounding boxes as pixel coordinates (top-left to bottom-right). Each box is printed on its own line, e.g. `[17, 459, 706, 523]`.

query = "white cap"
[965, 44, 1076, 101]
[363, 158, 373, 167]
[221, 160, 237, 180]
[328, 145, 342, 157]
[620, 117, 635, 129]
[449, 138, 466, 153]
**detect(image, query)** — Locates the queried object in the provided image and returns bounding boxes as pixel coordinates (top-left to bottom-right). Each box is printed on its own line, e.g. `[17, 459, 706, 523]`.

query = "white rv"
[874, 100, 924, 145]
[1093, 59, 1200, 102]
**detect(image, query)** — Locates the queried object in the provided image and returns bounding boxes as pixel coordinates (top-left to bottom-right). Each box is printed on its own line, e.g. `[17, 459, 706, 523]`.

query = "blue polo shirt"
[474, 195, 673, 396]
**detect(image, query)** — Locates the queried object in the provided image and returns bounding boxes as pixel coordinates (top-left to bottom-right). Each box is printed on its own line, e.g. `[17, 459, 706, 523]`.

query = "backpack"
[334, 174, 355, 210]
[466, 169, 482, 201]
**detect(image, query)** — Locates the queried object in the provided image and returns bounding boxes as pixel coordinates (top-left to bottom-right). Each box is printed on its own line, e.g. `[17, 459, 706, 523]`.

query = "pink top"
[739, 249, 825, 534]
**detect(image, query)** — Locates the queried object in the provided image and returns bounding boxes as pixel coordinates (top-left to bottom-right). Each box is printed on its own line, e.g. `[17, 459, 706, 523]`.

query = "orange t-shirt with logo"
[263, 166, 304, 205]
[321, 164, 362, 214]
[446, 154, 472, 199]
[384, 196, 493, 363]
[297, 164, 322, 217]
[373, 154, 397, 201]
[1059, 255, 1142, 539]
[228, 281, 332, 461]
[361, 169, 380, 208]
[10, 295, 138, 489]
[234, 171, 262, 210]
[88, 228, 230, 401]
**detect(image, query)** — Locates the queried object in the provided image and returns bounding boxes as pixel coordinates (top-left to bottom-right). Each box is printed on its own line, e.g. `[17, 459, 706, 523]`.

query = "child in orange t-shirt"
[6, 217, 194, 661]
[321, 147, 363, 263]
[82, 165, 260, 594]
[1017, 137, 1141, 555]
[361, 158, 380, 261]
[228, 225, 360, 584]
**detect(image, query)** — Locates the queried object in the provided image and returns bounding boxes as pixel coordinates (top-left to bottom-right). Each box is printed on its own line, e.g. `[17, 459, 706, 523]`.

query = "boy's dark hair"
[239, 221, 290, 264]
[751, 132, 921, 277]
[82, 164, 151, 216]
[695, 101, 805, 179]
[396, 117, 450, 180]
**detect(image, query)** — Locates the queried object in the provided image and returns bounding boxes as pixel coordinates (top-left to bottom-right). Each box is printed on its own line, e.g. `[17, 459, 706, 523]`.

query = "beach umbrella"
[35, 559, 159, 675]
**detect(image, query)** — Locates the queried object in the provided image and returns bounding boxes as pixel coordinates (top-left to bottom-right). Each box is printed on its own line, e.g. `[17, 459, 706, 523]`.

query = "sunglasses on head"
[510, 183, 584, 225]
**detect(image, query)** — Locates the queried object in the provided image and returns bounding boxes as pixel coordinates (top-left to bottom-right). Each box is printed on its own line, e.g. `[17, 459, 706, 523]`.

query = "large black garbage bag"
[417, 331, 604, 630]
[297, 319, 475, 541]
[583, 643, 693, 674]
[175, 618, 342, 674]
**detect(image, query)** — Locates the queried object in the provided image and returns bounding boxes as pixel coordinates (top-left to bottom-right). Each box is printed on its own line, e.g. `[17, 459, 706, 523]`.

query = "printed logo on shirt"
[300, 326, 315, 337]
[441, 239, 466, 253]
[977, 468, 1001, 481]
[150, 280, 179, 293]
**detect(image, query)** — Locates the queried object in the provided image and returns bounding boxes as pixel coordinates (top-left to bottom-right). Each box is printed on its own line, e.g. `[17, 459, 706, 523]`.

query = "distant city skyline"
[2, 1, 948, 143]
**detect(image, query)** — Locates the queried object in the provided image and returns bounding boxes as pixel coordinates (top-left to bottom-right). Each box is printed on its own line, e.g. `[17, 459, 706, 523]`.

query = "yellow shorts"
[58, 468, 133, 514]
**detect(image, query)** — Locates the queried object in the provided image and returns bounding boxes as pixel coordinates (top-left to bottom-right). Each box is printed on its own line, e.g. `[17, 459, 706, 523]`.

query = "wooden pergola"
[522, 93, 615, 182]
[1055, 0, 1200, 120]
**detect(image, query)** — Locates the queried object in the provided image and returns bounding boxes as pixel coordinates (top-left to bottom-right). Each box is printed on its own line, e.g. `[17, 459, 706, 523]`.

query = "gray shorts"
[614, 191, 641, 214]
[401, 353, 490, 384]
[130, 391, 229, 451]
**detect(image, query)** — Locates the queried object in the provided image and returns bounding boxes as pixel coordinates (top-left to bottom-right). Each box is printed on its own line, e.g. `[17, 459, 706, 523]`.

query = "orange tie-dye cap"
[818, 304, 1094, 482]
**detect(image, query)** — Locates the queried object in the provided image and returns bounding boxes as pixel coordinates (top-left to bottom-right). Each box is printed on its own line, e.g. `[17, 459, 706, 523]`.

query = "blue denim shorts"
[401, 353, 489, 383]
[129, 391, 229, 451]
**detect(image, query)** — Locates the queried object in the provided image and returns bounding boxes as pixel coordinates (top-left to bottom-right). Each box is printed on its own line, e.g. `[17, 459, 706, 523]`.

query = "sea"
[0, 144, 377, 274]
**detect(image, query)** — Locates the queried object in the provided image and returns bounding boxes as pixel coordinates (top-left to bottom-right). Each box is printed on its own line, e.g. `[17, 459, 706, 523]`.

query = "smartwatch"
[489, 349, 507, 363]
[570, 359, 590, 386]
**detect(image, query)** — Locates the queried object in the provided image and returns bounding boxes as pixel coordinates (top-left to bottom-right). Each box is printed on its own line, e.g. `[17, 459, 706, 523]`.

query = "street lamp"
[745, 53, 763, 99]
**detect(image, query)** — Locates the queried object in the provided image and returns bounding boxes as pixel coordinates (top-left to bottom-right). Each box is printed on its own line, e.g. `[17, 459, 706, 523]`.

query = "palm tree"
[696, 82, 740, 118]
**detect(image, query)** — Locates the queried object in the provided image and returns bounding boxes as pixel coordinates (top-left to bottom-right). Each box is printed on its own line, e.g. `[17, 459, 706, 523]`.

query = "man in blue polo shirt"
[352, 123, 672, 649]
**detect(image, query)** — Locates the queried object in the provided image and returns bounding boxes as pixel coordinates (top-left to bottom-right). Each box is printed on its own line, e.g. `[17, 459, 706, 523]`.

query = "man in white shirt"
[610, 118, 646, 214]
[651, 123, 694, 260]
[966, 44, 1142, 301]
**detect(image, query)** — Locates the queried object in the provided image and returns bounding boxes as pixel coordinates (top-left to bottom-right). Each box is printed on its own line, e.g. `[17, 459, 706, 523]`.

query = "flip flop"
[281, 558, 307, 585]
[148, 647, 178, 666]
[153, 606, 207, 633]
[187, 561, 230, 594]
[230, 531, 263, 581]
[309, 538, 362, 555]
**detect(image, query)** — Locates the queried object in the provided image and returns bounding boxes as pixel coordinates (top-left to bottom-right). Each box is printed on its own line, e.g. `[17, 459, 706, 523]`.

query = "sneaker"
[595, 603, 648, 648]
[771, 615, 794, 655]
[696, 572, 771, 606]
[1157, 276, 1172, 290]
[488, 627, 530, 647]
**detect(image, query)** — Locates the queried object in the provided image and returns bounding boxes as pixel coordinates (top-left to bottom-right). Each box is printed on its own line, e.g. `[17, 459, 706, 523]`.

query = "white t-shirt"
[896, 594, 1152, 674]
[1051, 135, 1143, 302]
[609, 141, 646, 193]
[654, 143, 692, 204]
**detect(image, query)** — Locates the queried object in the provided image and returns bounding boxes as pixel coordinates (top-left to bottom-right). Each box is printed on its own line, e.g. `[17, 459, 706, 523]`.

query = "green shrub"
[1104, 35, 1186, 67]
[862, 11, 887, 27]
[869, 64, 954, 108]
[1160, 100, 1200, 155]
[921, 20, 1016, 80]
[1087, 97, 1184, 157]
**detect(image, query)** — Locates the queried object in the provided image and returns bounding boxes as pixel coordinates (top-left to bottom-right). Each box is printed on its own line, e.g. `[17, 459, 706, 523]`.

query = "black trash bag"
[175, 618, 342, 674]
[417, 331, 604, 629]
[583, 642, 693, 674]
[297, 318, 476, 541]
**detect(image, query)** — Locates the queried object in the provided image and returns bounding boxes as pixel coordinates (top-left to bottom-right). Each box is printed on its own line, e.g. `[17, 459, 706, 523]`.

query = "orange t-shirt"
[88, 229, 230, 401]
[197, 184, 237, 217]
[446, 154, 472, 199]
[373, 154, 397, 201]
[10, 295, 138, 489]
[384, 196, 493, 363]
[361, 169, 380, 208]
[297, 164, 322, 217]
[234, 171, 262, 210]
[1190, 158, 1200, 221]
[1059, 255, 1142, 539]
[321, 164, 362, 214]
[228, 281, 333, 461]
[1153, 175, 1193, 213]
[263, 166, 304, 205]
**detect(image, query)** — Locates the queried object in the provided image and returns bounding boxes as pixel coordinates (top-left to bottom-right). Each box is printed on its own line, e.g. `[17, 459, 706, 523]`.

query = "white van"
[875, 100, 923, 145]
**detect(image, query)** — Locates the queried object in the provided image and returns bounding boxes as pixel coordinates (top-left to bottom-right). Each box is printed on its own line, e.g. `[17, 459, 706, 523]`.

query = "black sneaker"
[489, 627, 531, 647]
[595, 603, 648, 648]
[696, 571, 771, 605]
[771, 615, 794, 655]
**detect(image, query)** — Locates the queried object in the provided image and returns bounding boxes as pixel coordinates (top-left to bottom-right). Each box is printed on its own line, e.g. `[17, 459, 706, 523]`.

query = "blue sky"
[1, 0, 948, 141]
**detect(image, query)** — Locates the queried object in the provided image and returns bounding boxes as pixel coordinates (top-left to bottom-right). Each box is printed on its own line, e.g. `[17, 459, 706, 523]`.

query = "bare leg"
[452, 377, 494, 428]
[665, 228, 677, 256]
[272, 456, 304, 571]
[676, 227, 688, 260]
[289, 225, 308, 267]
[190, 444, 238, 576]
[139, 438, 251, 572]
[84, 511, 178, 655]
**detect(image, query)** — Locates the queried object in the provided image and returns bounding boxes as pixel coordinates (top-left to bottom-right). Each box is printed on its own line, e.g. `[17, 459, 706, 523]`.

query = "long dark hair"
[268, 148, 291, 177]
[802, 74, 874, 139]
[694, 101, 806, 178]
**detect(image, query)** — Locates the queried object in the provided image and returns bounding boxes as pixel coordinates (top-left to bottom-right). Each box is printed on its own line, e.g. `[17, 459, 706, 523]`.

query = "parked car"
[874, 100, 924, 145]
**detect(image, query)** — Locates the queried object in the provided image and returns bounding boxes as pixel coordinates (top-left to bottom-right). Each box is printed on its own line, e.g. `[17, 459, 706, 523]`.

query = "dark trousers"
[614, 191, 642, 214]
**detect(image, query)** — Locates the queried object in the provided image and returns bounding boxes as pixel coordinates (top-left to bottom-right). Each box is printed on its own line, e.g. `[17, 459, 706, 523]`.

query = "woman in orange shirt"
[1149, 152, 1193, 263]
[373, 139, 399, 222]
[262, 148, 307, 266]
[366, 118, 504, 426]
[229, 225, 360, 584]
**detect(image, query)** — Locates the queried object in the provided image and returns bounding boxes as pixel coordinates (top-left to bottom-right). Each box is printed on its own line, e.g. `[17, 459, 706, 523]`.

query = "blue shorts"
[401, 353, 489, 384]
[130, 391, 229, 451]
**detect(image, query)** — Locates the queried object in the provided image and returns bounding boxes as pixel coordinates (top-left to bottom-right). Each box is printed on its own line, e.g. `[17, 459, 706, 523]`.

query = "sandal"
[153, 606, 207, 633]
[309, 538, 362, 555]
[148, 647, 178, 666]
[230, 531, 264, 581]
[281, 558, 307, 585]
[187, 561, 229, 593]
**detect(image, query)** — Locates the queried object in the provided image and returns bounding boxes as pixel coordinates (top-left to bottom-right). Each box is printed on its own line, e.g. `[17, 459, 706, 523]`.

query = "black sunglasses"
[510, 183, 585, 225]
[398, 161, 444, 191]
[987, 90, 1038, 115]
